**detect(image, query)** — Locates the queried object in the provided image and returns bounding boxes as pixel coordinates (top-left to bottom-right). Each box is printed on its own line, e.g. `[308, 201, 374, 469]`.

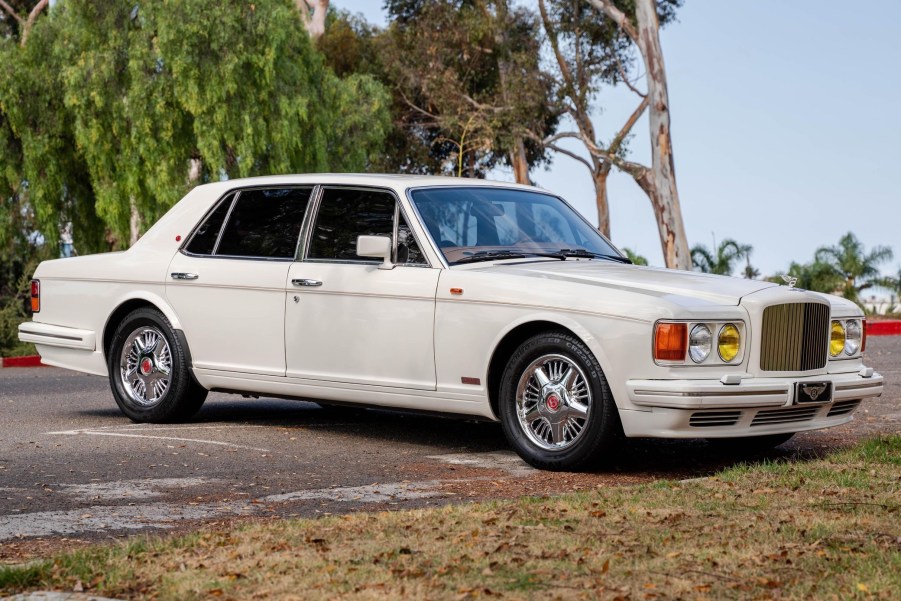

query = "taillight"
[654, 322, 687, 362]
[30, 279, 40, 313]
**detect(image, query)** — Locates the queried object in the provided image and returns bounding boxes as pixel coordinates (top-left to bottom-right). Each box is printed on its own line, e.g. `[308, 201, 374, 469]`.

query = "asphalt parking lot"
[0, 337, 898, 560]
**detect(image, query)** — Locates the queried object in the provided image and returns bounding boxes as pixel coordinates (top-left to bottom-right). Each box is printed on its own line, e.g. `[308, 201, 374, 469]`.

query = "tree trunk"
[296, 0, 328, 40]
[129, 197, 141, 246]
[592, 163, 611, 238]
[188, 158, 202, 184]
[633, 0, 691, 270]
[510, 137, 530, 184]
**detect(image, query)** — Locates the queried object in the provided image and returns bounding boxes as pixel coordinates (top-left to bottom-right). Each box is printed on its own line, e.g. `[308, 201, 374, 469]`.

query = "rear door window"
[215, 187, 313, 259]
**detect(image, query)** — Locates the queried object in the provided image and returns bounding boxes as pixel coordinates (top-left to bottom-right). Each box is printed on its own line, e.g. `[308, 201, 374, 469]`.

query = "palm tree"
[742, 256, 760, 280]
[814, 233, 893, 304]
[691, 239, 752, 276]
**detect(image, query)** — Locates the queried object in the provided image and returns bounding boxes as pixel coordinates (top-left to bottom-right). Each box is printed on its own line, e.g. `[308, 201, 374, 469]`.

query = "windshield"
[410, 187, 623, 265]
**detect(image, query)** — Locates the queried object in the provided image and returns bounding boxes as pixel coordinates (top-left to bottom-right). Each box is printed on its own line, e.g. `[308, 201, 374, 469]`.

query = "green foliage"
[770, 233, 894, 304]
[0, 257, 39, 357]
[690, 238, 752, 276]
[621, 247, 648, 266]
[0, 0, 390, 253]
[770, 260, 843, 295]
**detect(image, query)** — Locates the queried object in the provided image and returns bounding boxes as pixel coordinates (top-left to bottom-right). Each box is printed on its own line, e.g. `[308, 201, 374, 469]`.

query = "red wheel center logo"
[546, 394, 560, 411]
[140, 358, 153, 375]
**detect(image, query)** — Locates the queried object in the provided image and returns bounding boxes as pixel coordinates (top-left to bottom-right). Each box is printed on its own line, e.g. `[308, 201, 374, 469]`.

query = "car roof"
[192, 173, 544, 195]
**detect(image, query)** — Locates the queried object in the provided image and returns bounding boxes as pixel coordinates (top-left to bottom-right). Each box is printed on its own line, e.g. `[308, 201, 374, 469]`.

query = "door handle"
[292, 278, 322, 287]
[171, 272, 199, 280]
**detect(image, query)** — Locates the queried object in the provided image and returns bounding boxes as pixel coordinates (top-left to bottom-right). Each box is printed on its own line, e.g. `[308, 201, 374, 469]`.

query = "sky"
[334, 0, 901, 286]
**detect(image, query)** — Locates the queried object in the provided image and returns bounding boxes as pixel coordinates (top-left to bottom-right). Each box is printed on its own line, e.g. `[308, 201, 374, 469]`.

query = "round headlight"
[689, 324, 712, 363]
[717, 323, 741, 362]
[829, 321, 845, 357]
[844, 319, 861, 355]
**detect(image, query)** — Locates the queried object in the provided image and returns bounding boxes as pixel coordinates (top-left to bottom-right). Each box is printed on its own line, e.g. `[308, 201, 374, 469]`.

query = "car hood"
[472, 260, 778, 306]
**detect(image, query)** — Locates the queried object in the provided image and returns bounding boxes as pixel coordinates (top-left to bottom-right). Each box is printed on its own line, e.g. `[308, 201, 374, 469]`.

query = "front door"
[285, 187, 440, 390]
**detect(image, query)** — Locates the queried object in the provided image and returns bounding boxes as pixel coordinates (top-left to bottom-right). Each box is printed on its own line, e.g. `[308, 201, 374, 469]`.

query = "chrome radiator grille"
[760, 303, 830, 371]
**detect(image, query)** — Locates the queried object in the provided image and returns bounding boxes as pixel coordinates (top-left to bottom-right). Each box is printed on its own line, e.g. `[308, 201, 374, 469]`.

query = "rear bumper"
[18, 322, 96, 351]
[18, 321, 107, 376]
[620, 369, 882, 438]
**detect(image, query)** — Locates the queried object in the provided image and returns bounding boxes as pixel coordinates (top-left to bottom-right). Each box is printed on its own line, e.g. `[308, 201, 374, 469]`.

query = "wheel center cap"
[546, 394, 561, 412]
[140, 357, 153, 376]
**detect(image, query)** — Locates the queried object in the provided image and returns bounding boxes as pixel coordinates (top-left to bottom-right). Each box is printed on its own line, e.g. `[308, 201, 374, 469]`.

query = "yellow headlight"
[829, 321, 845, 357]
[717, 323, 740, 362]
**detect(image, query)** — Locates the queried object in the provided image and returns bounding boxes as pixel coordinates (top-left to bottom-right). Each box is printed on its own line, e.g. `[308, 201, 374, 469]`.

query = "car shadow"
[176, 394, 840, 480]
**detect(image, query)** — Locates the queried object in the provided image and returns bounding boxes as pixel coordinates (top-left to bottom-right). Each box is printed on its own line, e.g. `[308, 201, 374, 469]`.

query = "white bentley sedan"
[19, 175, 883, 470]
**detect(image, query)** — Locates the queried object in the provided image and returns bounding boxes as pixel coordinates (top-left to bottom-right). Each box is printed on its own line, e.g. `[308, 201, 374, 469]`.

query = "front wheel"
[499, 331, 621, 471]
[108, 307, 207, 423]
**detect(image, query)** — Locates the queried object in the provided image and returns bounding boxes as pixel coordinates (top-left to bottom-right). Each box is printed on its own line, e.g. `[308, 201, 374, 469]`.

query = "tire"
[706, 433, 794, 453]
[499, 331, 621, 471]
[107, 307, 207, 423]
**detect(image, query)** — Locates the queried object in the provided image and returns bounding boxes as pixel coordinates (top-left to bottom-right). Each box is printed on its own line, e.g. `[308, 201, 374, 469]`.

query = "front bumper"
[619, 369, 883, 438]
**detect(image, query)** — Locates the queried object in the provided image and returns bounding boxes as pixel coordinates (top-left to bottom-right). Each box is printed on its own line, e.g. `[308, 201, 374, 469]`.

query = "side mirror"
[356, 235, 394, 270]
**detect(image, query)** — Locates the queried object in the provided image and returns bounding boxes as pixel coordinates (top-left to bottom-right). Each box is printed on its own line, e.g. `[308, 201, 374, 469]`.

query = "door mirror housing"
[356, 235, 394, 270]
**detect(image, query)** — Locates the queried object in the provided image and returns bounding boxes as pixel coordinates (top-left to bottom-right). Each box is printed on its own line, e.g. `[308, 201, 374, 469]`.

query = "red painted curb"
[1, 355, 46, 368]
[868, 320, 901, 336]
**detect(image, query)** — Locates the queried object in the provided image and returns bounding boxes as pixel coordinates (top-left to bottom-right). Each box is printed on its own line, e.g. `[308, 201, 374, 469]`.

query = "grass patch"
[2, 436, 900, 599]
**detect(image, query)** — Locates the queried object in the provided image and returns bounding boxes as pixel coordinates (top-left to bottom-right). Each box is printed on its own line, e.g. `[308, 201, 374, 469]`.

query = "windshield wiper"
[452, 250, 529, 265]
[550, 248, 633, 263]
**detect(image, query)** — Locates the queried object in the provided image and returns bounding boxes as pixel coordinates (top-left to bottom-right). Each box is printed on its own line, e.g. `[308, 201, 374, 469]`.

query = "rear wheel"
[108, 307, 207, 422]
[499, 331, 621, 471]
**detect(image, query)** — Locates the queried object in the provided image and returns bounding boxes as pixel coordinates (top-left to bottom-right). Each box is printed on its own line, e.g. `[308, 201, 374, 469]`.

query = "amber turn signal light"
[654, 322, 686, 361]
[30, 279, 40, 313]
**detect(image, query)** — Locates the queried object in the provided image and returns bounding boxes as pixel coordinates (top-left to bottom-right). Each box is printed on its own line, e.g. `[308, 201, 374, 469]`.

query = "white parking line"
[262, 481, 442, 504]
[47, 424, 270, 435]
[427, 451, 537, 476]
[58, 477, 220, 502]
[47, 430, 270, 452]
[0, 479, 448, 541]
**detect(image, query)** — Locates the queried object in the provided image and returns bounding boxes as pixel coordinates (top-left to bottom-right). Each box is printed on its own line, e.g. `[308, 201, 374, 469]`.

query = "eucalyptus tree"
[691, 239, 753, 276]
[537, 0, 688, 269]
[578, 0, 688, 269]
[0, 0, 48, 46]
[375, 0, 557, 180]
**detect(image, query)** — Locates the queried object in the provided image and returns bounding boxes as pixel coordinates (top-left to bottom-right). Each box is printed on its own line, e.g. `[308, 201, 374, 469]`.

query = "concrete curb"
[0, 355, 45, 368]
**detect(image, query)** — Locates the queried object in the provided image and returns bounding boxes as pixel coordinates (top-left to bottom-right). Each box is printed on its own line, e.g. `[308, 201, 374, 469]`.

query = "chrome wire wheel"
[515, 353, 592, 451]
[119, 326, 172, 407]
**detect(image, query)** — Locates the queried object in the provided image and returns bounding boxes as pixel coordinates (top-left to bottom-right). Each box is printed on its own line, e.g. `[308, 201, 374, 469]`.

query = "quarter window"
[185, 193, 233, 255]
[216, 187, 312, 259]
[397, 213, 426, 265]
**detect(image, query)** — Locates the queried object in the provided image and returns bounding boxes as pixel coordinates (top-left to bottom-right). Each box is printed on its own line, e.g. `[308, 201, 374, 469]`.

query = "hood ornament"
[781, 275, 798, 289]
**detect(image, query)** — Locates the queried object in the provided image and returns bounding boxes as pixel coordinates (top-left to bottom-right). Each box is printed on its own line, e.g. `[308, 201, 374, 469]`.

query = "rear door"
[167, 187, 313, 376]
